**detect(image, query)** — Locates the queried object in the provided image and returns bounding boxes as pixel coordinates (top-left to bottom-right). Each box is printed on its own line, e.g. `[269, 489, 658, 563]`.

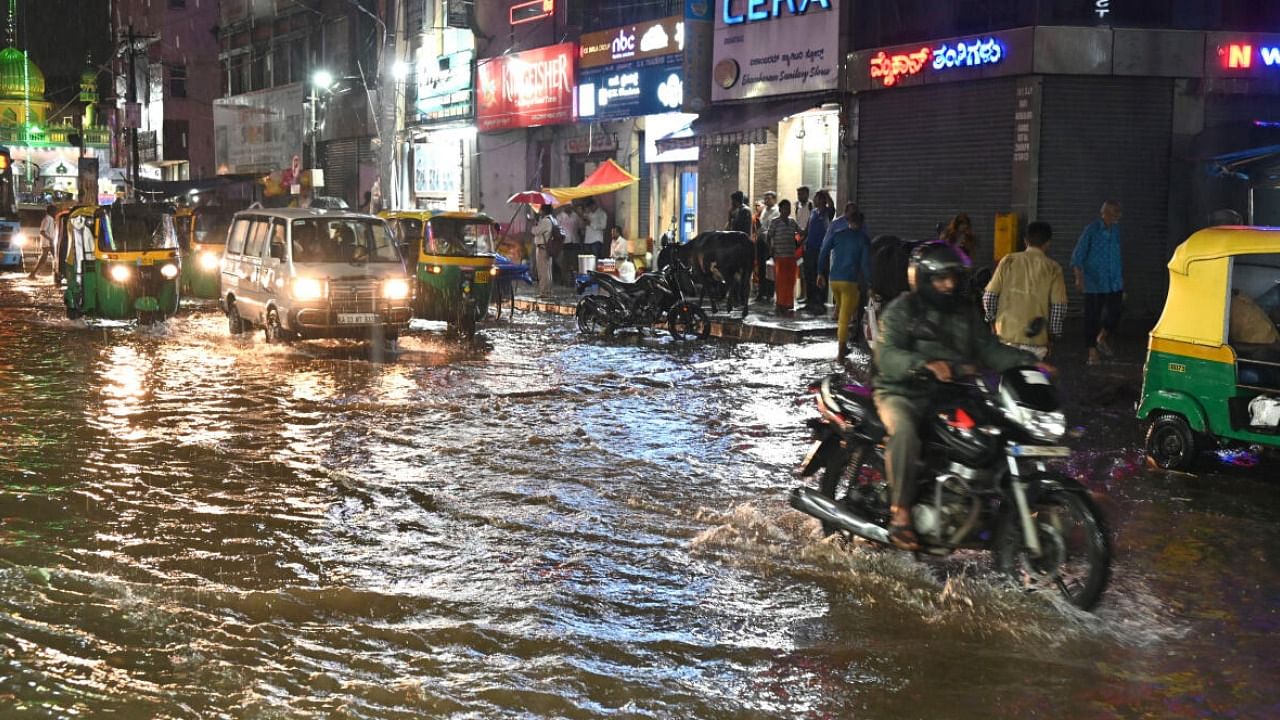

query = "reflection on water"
[0, 279, 1277, 718]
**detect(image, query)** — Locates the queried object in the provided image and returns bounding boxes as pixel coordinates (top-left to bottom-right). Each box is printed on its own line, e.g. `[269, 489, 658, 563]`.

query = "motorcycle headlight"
[292, 277, 325, 301]
[110, 264, 131, 283]
[198, 251, 220, 270]
[383, 277, 410, 300]
[1001, 394, 1067, 443]
[160, 263, 179, 279]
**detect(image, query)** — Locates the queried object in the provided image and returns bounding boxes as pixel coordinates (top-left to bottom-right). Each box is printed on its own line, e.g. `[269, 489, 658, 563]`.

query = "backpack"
[547, 221, 565, 256]
[869, 235, 912, 300]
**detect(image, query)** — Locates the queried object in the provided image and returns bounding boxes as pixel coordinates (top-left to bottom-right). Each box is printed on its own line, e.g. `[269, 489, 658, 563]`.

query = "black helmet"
[908, 242, 969, 309]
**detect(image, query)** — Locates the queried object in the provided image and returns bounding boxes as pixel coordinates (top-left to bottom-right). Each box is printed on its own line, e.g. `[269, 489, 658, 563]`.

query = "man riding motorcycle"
[874, 243, 1053, 550]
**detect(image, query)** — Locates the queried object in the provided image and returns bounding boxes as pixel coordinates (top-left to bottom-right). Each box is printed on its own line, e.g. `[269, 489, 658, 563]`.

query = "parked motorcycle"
[575, 258, 711, 340]
[789, 367, 1111, 610]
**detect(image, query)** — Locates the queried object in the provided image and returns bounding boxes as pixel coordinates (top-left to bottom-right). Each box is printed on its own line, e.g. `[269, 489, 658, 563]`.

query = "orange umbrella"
[545, 159, 638, 203]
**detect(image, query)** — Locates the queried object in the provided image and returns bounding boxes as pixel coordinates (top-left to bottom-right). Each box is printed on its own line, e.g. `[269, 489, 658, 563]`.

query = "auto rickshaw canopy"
[1153, 226, 1280, 347]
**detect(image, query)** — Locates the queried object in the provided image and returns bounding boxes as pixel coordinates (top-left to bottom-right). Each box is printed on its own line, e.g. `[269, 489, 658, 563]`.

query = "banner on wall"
[413, 141, 463, 200]
[476, 43, 576, 132]
[213, 83, 305, 175]
[711, 0, 840, 102]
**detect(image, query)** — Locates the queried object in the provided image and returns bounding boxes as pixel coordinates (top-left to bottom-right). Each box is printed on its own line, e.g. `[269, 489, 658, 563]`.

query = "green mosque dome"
[0, 46, 45, 101]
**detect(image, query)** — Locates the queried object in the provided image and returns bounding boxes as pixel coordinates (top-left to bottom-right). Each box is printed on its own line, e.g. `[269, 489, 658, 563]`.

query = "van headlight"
[292, 277, 325, 301]
[198, 251, 220, 270]
[160, 263, 179, 279]
[11, 232, 26, 248]
[110, 264, 131, 283]
[383, 277, 410, 300]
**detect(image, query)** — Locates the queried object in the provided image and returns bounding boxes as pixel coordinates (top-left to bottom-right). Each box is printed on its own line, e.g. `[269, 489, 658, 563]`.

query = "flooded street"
[0, 272, 1277, 719]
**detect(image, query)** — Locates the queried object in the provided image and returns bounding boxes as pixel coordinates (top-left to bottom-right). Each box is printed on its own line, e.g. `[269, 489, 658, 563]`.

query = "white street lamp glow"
[312, 70, 334, 90]
[392, 61, 410, 81]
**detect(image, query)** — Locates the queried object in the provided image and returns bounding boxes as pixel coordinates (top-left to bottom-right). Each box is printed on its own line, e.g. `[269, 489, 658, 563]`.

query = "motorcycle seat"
[831, 382, 887, 441]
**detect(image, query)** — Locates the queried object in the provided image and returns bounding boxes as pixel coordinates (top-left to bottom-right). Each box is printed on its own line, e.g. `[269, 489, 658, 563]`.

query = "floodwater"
[0, 272, 1276, 719]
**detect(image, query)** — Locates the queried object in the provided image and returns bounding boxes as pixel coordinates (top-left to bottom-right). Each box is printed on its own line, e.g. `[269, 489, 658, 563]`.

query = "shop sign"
[869, 37, 1005, 88]
[580, 16, 683, 69]
[711, 0, 839, 101]
[476, 43, 576, 132]
[655, 126, 767, 152]
[1206, 34, 1280, 78]
[510, 0, 554, 25]
[565, 132, 619, 155]
[413, 141, 462, 200]
[1221, 43, 1280, 69]
[414, 49, 473, 123]
[576, 59, 685, 120]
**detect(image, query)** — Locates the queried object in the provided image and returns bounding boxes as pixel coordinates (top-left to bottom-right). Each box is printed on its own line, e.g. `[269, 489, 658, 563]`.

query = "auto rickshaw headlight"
[198, 251, 220, 270]
[110, 264, 131, 283]
[383, 277, 410, 300]
[292, 277, 325, 301]
[490, 266, 500, 278]
[160, 263, 179, 279]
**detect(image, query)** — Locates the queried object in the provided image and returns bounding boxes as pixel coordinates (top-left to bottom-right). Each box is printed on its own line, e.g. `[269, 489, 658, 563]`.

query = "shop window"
[163, 119, 190, 162]
[1, 108, 15, 125]
[168, 64, 187, 98]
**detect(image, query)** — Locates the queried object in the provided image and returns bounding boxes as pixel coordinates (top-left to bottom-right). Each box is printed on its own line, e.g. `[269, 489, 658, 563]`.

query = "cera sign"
[580, 16, 684, 69]
[576, 62, 685, 120]
[711, 0, 839, 101]
[868, 36, 1006, 89]
[476, 43, 576, 131]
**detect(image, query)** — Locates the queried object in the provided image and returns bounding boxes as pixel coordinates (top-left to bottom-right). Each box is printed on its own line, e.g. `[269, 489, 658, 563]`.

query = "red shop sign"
[476, 43, 576, 131]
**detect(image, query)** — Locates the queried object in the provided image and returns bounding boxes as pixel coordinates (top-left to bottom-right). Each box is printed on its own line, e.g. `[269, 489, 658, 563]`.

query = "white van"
[219, 208, 413, 342]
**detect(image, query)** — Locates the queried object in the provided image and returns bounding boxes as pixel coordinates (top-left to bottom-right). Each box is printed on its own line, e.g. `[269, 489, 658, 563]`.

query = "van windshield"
[98, 205, 178, 252]
[290, 218, 400, 264]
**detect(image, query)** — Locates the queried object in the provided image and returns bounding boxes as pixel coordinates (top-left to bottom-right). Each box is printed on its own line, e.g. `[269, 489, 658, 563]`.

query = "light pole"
[310, 70, 334, 172]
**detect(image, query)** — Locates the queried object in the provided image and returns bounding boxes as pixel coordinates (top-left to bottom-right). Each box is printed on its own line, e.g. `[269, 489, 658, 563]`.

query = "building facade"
[112, 0, 221, 182]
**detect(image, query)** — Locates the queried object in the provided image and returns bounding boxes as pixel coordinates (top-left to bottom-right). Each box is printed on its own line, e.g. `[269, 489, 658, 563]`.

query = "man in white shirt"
[756, 191, 779, 301]
[29, 204, 58, 282]
[609, 225, 629, 259]
[584, 199, 608, 258]
[557, 204, 582, 286]
[532, 206, 558, 297]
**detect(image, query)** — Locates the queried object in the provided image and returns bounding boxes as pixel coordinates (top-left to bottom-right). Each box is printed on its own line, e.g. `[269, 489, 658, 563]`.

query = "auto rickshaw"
[60, 203, 181, 324]
[174, 205, 237, 299]
[380, 210, 497, 337]
[1139, 226, 1280, 470]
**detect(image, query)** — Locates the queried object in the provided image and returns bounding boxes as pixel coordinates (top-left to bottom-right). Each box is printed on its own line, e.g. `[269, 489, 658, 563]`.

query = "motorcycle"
[789, 367, 1111, 610]
[575, 257, 711, 341]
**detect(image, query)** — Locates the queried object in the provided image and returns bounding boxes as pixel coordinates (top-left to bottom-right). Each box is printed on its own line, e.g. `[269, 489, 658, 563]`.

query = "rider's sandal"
[888, 523, 920, 551]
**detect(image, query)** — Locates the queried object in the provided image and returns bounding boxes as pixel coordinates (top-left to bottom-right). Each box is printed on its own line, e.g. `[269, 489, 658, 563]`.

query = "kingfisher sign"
[476, 43, 576, 131]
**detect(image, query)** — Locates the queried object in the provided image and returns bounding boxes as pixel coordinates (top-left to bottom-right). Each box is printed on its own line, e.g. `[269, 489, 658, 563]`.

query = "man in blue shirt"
[817, 203, 871, 361]
[1070, 200, 1124, 366]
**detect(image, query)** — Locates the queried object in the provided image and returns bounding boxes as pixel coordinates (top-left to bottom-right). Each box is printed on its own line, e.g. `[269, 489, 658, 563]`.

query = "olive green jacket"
[873, 291, 1037, 399]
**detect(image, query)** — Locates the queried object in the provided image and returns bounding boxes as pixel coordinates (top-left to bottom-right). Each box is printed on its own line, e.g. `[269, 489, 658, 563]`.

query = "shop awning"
[1196, 121, 1280, 181]
[654, 94, 840, 154]
[545, 159, 638, 203]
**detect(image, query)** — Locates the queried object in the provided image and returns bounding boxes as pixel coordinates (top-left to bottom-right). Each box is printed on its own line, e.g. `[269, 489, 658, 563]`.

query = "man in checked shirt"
[983, 221, 1068, 361]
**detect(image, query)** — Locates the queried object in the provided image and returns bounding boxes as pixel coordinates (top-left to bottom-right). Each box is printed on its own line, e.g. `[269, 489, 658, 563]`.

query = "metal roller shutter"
[856, 78, 1016, 268]
[319, 138, 363, 209]
[1037, 77, 1173, 319]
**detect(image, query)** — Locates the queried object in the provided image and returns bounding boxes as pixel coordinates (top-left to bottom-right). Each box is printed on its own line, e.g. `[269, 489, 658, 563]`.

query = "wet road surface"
[0, 271, 1277, 718]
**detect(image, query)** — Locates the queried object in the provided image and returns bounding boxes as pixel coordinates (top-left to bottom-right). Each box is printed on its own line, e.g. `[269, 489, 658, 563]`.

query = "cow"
[673, 230, 753, 316]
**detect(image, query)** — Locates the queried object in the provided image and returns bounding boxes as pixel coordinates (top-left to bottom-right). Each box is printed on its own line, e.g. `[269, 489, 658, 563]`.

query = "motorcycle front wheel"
[994, 484, 1111, 611]
[666, 302, 710, 340]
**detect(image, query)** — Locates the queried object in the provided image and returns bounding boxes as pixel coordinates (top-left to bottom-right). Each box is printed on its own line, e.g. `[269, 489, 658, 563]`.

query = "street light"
[310, 70, 335, 173]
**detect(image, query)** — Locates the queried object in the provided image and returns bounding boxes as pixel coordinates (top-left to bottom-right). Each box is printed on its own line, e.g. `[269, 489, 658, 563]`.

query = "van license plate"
[338, 313, 378, 324]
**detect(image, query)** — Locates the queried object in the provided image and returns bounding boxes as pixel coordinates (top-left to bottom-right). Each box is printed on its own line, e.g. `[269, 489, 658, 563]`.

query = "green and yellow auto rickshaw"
[174, 205, 237, 299]
[60, 203, 181, 324]
[1139, 226, 1280, 470]
[380, 210, 498, 337]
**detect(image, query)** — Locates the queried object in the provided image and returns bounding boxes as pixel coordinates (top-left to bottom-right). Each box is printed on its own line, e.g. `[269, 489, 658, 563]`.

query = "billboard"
[575, 59, 685, 121]
[414, 48, 473, 124]
[579, 16, 684, 69]
[213, 84, 305, 175]
[711, 0, 840, 101]
[476, 43, 576, 132]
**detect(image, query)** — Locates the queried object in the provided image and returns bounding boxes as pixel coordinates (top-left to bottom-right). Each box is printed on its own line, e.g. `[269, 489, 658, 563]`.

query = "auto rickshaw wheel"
[1146, 413, 1202, 471]
[227, 301, 248, 335]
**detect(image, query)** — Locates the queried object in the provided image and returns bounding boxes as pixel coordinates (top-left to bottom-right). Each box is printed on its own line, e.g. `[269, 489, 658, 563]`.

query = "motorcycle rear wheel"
[994, 484, 1111, 611]
[576, 297, 613, 337]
